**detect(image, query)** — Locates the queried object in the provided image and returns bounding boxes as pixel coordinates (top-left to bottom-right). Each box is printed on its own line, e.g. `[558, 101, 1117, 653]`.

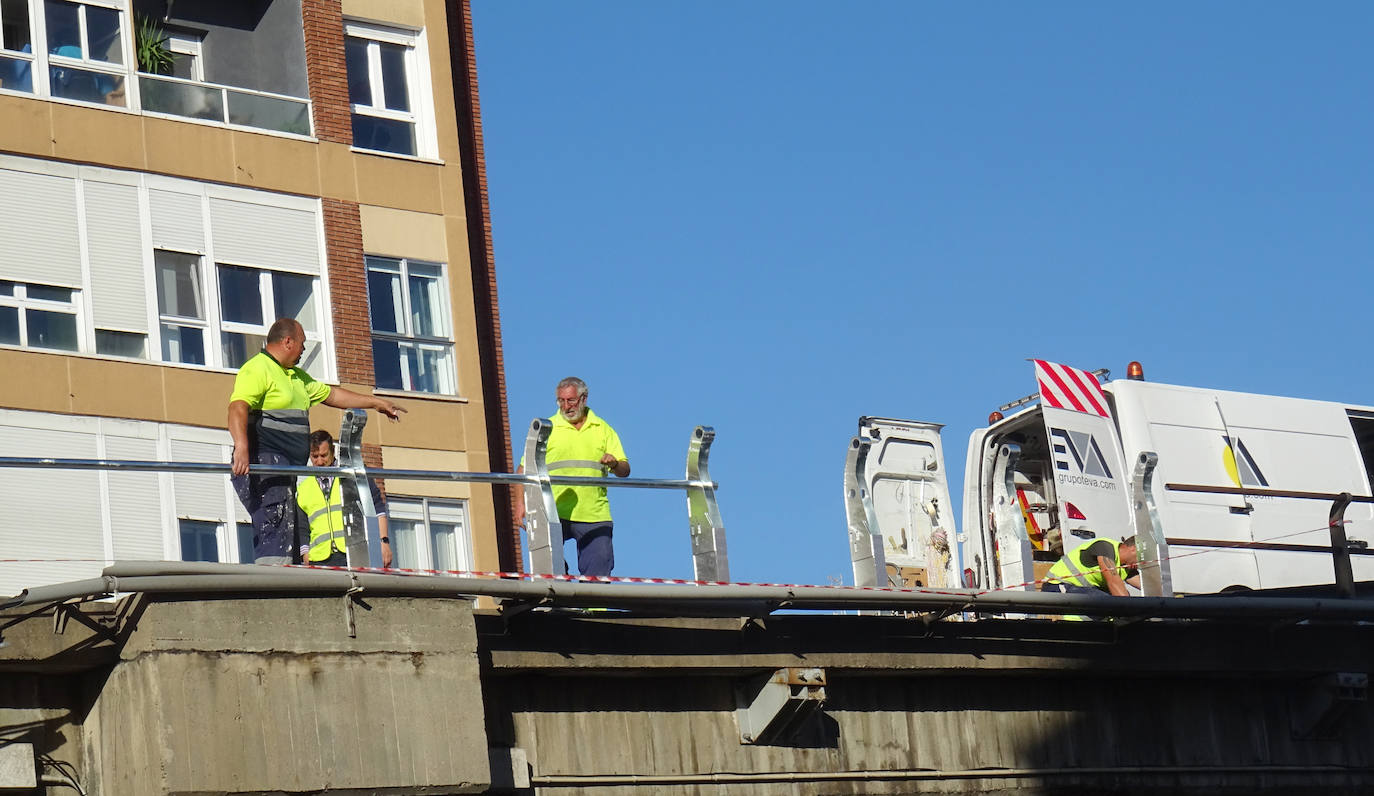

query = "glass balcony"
[138, 73, 312, 137]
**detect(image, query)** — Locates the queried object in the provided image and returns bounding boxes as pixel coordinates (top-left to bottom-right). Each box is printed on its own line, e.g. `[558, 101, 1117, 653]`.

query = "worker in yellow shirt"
[513, 377, 629, 576]
[297, 429, 392, 568]
[228, 318, 404, 564]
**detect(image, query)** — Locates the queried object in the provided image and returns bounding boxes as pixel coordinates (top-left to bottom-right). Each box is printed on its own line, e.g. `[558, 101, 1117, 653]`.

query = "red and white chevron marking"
[1034, 359, 1109, 417]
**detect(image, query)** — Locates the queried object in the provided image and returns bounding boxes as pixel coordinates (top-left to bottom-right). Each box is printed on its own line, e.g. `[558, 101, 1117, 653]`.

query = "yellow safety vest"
[1046, 538, 1125, 590]
[297, 476, 346, 562]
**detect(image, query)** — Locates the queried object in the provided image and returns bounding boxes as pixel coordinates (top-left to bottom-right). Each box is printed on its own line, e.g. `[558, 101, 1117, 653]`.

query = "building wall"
[0, 0, 510, 582]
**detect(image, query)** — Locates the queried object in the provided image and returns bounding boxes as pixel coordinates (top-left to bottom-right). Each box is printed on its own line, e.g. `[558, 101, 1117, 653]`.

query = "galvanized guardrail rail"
[0, 410, 729, 582]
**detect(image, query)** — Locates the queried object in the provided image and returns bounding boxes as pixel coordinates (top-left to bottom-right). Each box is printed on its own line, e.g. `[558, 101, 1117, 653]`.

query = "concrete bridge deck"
[1, 588, 1372, 795]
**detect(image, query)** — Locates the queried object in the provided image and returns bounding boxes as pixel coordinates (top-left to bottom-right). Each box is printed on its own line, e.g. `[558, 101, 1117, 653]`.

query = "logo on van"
[1223, 436, 1269, 488]
[1050, 427, 1114, 479]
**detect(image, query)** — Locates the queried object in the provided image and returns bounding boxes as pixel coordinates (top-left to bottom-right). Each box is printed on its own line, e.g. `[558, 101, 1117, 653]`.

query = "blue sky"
[470, 2, 1374, 586]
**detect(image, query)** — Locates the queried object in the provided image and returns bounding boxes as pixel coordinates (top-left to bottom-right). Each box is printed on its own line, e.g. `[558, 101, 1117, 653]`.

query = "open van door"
[856, 417, 959, 589]
[1033, 360, 1137, 556]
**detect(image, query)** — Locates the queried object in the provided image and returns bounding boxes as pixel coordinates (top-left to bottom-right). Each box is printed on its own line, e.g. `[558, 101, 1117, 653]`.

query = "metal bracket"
[844, 436, 886, 589]
[52, 603, 71, 635]
[523, 419, 564, 576]
[343, 574, 363, 638]
[1132, 451, 1171, 597]
[686, 426, 729, 583]
[737, 667, 827, 745]
[338, 409, 374, 569]
[1329, 492, 1355, 598]
[1291, 672, 1367, 739]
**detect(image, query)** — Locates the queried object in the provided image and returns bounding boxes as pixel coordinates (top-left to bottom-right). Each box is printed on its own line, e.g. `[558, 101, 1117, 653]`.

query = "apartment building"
[0, 0, 514, 595]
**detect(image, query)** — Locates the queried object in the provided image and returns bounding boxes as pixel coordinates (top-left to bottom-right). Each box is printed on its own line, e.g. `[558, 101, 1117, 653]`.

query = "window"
[44, 0, 126, 106]
[0, 156, 331, 375]
[388, 498, 469, 572]
[165, 30, 201, 81]
[0, 0, 34, 93]
[366, 256, 455, 395]
[179, 519, 220, 562]
[0, 280, 79, 351]
[217, 264, 323, 370]
[155, 249, 207, 365]
[95, 329, 146, 358]
[344, 22, 431, 157]
[236, 521, 256, 563]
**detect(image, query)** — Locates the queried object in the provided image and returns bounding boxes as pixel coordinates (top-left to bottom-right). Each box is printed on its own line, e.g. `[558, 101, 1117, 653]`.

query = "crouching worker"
[1041, 535, 1140, 596]
[297, 429, 392, 568]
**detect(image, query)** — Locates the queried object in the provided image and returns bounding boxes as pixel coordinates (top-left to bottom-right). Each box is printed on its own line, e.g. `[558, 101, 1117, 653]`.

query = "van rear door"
[1033, 360, 1136, 549]
[858, 417, 959, 589]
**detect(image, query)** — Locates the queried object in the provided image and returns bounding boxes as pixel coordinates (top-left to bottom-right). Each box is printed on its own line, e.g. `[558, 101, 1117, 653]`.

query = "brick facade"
[451, 0, 518, 569]
[302, 0, 352, 144]
[321, 198, 375, 386]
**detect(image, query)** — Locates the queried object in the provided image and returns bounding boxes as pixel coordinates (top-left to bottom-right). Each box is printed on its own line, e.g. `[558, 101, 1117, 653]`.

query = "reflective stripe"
[1059, 554, 1092, 587]
[298, 475, 347, 559]
[254, 409, 310, 461]
[1046, 538, 1120, 589]
[548, 459, 604, 471]
[309, 529, 346, 554]
[308, 503, 344, 523]
[258, 410, 309, 431]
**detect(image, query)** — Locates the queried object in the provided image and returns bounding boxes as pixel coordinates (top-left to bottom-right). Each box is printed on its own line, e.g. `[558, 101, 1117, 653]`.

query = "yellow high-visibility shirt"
[229, 351, 331, 411]
[524, 408, 627, 523]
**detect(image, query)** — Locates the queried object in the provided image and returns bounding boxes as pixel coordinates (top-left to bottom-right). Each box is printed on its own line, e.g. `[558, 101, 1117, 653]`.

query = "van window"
[1347, 411, 1374, 492]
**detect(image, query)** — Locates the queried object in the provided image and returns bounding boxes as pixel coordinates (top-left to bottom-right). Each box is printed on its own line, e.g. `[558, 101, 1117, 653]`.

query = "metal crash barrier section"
[0, 411, 727, 582]
[520, 420, 728, 582]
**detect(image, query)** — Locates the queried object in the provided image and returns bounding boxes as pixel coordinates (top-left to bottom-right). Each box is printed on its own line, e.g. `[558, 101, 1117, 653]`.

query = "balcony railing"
[138, 73, 313, 137]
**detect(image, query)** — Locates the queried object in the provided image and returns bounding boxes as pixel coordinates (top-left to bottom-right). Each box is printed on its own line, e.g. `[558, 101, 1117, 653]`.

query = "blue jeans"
[562, 520, 614, 577]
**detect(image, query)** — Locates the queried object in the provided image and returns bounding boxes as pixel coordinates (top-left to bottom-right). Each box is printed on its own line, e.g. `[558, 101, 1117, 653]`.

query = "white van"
[852, 362, 1374, 597]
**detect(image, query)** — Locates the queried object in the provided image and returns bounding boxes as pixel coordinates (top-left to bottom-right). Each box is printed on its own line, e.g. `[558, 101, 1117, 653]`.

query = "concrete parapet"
[82, 595, 488, 795]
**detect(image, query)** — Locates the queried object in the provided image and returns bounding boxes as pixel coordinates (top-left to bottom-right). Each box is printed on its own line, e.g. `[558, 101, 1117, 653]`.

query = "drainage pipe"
[5, 562, 1374, 622]
[531, 764, 1374, 787]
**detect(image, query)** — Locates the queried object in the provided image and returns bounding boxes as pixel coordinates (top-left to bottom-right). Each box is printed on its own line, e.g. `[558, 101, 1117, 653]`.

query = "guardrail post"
[1329, 492, 1355, 598]
[686, 426, 729, 582]
[1132, 451, 1171, 597]
[523, 419, 563, 576]
[338, 410, 374, 569]
[845, 436, 886, 588]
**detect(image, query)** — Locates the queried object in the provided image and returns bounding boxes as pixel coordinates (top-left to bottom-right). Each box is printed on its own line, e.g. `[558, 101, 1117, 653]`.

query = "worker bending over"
[1041, 535, 1139, 596]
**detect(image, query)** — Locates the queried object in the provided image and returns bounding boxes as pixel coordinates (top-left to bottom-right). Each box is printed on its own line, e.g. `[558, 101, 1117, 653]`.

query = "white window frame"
[387, 497, 471, 572]
[365, 255, 456, 395]
[164, 29, 201, 81]
[0, 154, 337, 379]
[177, 517, 222, 562]
[35, 0, 131, 106]
[153, 248, 209, 365]
[0, 0, 36, 95]
[213, 262, 325, 372]
[0, 280, 83, 352]
[343, 20, 436, 159]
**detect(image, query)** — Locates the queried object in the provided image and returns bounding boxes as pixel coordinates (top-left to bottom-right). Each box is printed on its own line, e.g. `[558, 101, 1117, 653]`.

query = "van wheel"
[1220, 584, 1252, 594]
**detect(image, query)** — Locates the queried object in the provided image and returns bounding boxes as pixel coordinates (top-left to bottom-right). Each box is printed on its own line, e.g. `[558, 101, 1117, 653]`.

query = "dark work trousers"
[310, 549, 349, 567]
[562, 520, 614, 577]
[231, 449, 298, 565]
[1040, 581, 1102, 595]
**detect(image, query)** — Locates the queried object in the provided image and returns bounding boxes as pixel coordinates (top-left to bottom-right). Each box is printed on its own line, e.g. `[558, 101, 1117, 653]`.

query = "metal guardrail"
[0, 410, 728, 581]
[520, 419, 727, 582]
[1161, 479, 1372, 599]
